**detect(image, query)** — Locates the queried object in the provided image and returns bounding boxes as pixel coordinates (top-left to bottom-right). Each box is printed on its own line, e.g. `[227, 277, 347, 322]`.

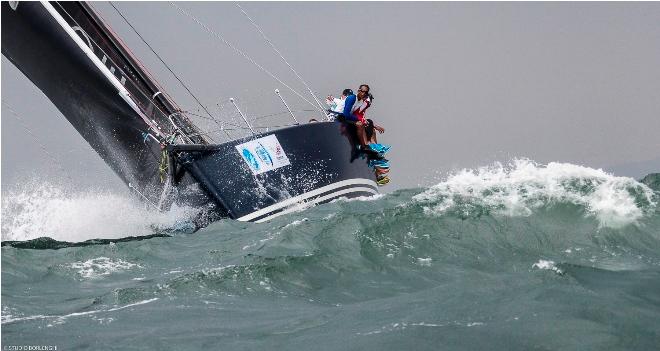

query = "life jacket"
[351, 97, 371, 122]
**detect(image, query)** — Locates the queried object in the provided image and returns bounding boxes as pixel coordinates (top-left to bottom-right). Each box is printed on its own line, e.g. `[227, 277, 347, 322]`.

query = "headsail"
[55, 2, 205, 142]
[1, 1, 208, 208]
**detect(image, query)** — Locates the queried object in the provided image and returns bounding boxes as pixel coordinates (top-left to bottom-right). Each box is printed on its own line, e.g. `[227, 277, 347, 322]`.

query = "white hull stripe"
[254, 187, 377, 223]
[237, 178, 378, 222]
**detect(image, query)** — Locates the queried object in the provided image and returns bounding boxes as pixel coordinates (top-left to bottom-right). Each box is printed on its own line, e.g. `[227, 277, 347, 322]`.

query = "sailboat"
[1, 1, 380, 223]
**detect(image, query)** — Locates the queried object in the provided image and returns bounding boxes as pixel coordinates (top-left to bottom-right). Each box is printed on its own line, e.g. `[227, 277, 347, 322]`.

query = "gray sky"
[2, 1, 660, 194]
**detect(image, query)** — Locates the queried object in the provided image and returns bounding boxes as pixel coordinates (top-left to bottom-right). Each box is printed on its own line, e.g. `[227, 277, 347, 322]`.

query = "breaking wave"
[414, 159, 656, 228]
[1, 160, 657, 246]
[1, 181, 197, 242]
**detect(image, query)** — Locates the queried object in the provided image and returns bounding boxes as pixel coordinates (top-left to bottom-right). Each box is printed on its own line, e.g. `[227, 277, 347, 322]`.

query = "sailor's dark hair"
[342, 88, 353, 96]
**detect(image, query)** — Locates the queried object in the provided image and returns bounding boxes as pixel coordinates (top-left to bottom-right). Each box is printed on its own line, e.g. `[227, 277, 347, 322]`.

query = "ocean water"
[2, 160, 659, 350]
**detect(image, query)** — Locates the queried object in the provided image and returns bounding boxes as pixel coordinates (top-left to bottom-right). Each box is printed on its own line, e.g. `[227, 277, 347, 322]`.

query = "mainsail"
[2, 1, 208, 208]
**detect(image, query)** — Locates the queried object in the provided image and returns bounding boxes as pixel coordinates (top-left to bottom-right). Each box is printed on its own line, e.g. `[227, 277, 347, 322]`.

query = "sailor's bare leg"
[356, 124, 368, 146]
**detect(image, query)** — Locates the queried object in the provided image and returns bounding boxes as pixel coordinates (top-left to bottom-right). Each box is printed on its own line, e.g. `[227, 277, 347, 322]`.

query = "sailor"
[351, 84, 371, 124]
[353, 85, 384, 144]
[341, 86, 369, 145]
[344, 84, 391, 185]
[326, 88, 353, 113]
[345, 84, 389, 150]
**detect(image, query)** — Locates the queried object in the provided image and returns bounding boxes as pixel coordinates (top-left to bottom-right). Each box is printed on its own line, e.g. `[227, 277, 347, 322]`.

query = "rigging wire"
[252, 109, 318, 121]
[169, 2, 324, 115]
[182, 108, 317, 122]
[235, 3, 328, 120]
[109, 1, 230, 141]
[186, 123, 299, 139]
[1, 99, 75, 185]
[182, 106, 318, 141]
[180, 110, 242, 129]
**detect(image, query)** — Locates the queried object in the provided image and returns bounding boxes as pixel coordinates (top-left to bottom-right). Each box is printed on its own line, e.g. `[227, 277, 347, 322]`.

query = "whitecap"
[414, 159, 656, 228]
[68, 257, 140, 279]
[532, 259, 563, 274]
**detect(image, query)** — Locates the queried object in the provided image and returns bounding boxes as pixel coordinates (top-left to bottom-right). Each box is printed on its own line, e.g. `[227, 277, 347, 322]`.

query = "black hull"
[170, 122, 378, 222]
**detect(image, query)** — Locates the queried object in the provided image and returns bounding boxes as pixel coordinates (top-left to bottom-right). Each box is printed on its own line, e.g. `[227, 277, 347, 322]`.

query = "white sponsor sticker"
[235, 134, 291, 175]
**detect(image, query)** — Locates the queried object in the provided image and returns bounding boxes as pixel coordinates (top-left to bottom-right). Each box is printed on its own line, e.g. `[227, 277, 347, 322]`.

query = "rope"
[236, 3, 328, 120]
[169, 2, 324, 114]
[183, 108, 315, 122]
[185, 123, 300, 138]
[180, 108, 318, 141]
[1, 99, 75, 184]
[252, 109, 318, 121]
[109, 2, 231, 141]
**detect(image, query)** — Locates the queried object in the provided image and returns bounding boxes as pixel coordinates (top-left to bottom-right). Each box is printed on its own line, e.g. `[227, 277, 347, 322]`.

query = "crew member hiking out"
[342, 84, 369, 146]
[340, 84, 391, 186]
[326, 88, 353, 114]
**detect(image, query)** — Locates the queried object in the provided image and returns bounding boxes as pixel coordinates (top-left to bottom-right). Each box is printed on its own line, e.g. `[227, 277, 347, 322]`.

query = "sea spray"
[413, 159, 656, 228]
[1, 181, 198, 242]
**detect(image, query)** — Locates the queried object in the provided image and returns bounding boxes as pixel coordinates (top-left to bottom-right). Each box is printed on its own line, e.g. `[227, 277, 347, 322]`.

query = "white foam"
[532, 259, 563, 274]
[414, 159, 656, 228]
[2, 298, 158, 326]
[331, 193, 384, 203]
[1, 182, 198, 242]
[281, 218, 308, 229]
[68, 257, 140, 279]
[357, 320, 486, 335]
[417, 257, 433, 266]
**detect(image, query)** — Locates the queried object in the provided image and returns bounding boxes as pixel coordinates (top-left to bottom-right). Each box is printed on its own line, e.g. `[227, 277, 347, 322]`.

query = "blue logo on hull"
[255, 143, 273, 166]
[242, 148, 260, 171]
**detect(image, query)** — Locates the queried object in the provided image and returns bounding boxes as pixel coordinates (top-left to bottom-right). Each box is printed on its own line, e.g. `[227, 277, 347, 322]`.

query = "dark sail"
[1, 1, 209, 208]
[54, 2, 206, 142]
